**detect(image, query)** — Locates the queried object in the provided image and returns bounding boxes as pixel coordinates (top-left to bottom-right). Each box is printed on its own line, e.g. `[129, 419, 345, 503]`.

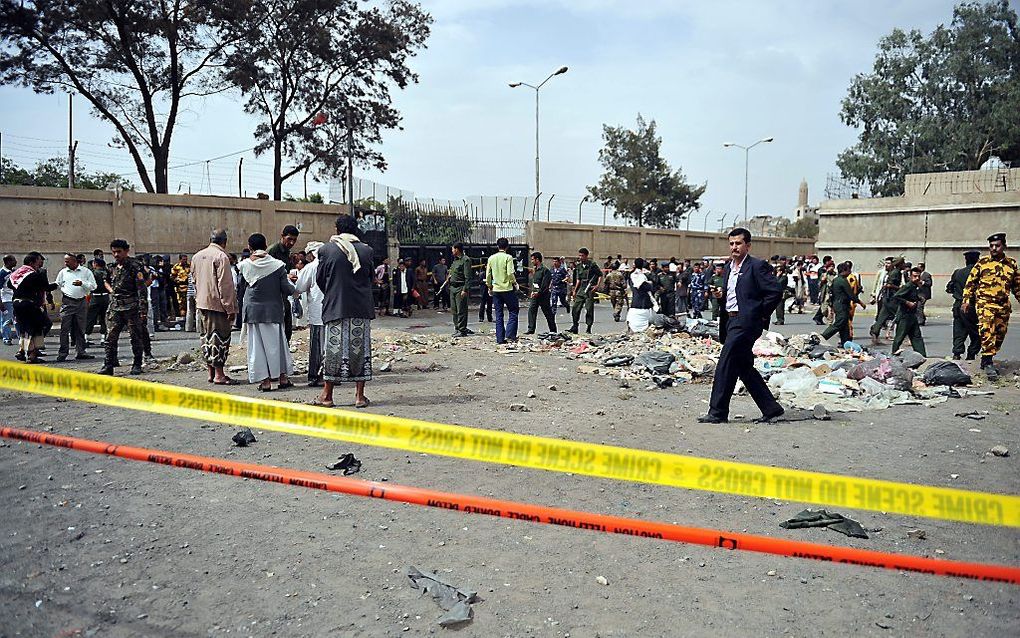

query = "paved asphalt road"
[5, 301, 1018, 368]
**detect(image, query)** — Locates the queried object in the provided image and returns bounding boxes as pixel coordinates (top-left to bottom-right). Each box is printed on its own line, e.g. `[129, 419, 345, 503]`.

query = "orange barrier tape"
[2, 426, 1017, 585]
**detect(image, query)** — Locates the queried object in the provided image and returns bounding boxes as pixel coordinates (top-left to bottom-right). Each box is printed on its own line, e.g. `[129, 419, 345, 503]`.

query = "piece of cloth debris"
[954, 411, 986, 420]
[989, 445, 1009, 457]
[780, 509, 868, 539]
[232, 428, 257, 447]
[325, 453, 362, 475]
[407, 566, 479, 627]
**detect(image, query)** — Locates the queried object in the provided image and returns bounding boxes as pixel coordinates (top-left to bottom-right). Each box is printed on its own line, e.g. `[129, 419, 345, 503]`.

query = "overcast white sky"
[0, 0, 963, 226]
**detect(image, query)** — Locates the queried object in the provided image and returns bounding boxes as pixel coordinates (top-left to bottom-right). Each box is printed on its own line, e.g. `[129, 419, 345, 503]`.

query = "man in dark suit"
[699, 228, 785, 424]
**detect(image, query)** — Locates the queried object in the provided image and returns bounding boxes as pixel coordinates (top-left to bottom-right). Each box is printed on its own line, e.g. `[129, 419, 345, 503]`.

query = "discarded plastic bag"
[897, 350, 927, 369]
[232, 428, 257, 447]
[326, 453, 362, 475]
[923, 361, 972, 387]
[634, 351, 675, 374]
[768, 367, 818, 395]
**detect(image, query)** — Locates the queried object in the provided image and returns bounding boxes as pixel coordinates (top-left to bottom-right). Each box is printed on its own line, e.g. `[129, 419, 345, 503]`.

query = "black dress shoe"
[697, 414, 727, 424]
[464, 328, 475, 335]
[524, 330, 535, 335]
[129, 365, 143, 375]
[75, 354, 95, 360]
[97, 366, 114, 375]
[754, 407, 786, 423]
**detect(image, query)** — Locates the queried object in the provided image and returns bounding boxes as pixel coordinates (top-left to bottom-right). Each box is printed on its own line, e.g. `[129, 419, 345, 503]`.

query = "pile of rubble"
[508, 318, 986, 412]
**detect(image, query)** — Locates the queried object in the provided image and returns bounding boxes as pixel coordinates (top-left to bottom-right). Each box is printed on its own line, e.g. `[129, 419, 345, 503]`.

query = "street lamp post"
[510, 66, 568, 219]
[578, 194, 590, 224]
[723, 137, 774, 220]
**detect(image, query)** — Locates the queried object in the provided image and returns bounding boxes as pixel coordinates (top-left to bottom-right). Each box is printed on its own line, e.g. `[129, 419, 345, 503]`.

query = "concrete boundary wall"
[526, 221, 815, 262]
[0, 185, 350, 257]
[818, 189, 1020, 307]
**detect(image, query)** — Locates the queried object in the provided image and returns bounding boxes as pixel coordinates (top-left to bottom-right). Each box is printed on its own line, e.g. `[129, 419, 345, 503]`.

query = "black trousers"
[708, 317, 781, 420]
[951, 303, 980, 358]
[527, 293, 557, 333]
[478, 287, 493, 321]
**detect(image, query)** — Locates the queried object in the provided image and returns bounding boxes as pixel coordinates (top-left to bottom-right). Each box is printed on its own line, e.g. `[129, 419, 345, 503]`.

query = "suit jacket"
[718, 255, 783, 343]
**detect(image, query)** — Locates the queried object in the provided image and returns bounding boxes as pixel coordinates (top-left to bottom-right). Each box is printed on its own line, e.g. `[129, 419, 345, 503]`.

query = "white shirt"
[1, 267, 13, 303]
[293, 259, 324, 326]
[399, 270, 409, 294]
[56, 266, 97, 300]
[726, 258, 743, 312]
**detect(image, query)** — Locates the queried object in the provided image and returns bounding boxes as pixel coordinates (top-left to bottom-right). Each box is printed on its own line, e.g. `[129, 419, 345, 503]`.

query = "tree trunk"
[154, 145, 169, 194]
[273, 138, 283, 200]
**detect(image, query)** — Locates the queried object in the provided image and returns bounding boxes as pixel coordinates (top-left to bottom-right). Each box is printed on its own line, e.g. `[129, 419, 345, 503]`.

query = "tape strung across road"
[1, 361, 1017, 528]
[2, 426, 1017, 585]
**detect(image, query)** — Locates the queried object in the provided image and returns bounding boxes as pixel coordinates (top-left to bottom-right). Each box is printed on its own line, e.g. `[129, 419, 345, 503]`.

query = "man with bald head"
[193, 229, 238, 384]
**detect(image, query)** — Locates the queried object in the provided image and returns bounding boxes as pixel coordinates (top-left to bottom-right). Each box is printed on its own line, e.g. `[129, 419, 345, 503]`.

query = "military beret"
[987, 232, 1006, 243]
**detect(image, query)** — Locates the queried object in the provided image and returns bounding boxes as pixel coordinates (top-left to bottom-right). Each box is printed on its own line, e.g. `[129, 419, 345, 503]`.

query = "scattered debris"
[325, 453, 362, 475]
[231, 428, 257, 447]
[989, 445, 1009, 457]
[175, 351, 195, 365]
[509, 403, 530, 412]
[547, 384, 558, 391]
[923, 361, 972, 387]
[780, 509, 868, 539]
[406, 566, 479, 627]
[472, 369, 486, 378]
[379, 361, 393, 372]
[955, 411, 987, 420]
[527, 390, 536, 398]
[906, 529, 926, 540]
[595, 575, 609, 586]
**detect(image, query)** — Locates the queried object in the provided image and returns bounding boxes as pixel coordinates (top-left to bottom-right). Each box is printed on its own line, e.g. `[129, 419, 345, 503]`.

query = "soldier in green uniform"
[604, 265, 628, 322]
[569, 247, 602, 334]
[447, 242, 474, 337]
[708, 262, 725, 319]
[890, 267, 926, 356]
[525, 251, 557, 334]
[86, 257, 111, 340]
[821, 261, 865, 345]
[962, 232, 1020, 379]
[946, 250, 981, 361]
[99, 239, 148, 375]
[869, 256, 902, 344]
[656, 263, 676, 316]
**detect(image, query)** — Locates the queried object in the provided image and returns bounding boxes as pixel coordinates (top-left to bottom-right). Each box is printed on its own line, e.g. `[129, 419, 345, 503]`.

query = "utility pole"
[238, 158, 243, 197]
[68, 93, 77, 189]
[347, 113, 355, 215]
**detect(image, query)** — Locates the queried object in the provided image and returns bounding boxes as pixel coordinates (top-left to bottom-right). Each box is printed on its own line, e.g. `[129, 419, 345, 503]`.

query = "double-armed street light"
[723, 137, 774, 219]
[510, 65, 568, 220]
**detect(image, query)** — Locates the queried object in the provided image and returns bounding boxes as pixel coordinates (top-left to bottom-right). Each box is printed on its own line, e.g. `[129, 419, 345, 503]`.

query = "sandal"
[257, 383, 274, 392]
[277, 381, 295, 390]
[354, 398, 371, 409]
[307, 399, 335, 408]
[213, 377, 237, 385]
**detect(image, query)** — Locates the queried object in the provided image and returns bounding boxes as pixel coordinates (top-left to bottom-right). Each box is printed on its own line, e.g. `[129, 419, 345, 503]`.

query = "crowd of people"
[1, 224, 1017, 401]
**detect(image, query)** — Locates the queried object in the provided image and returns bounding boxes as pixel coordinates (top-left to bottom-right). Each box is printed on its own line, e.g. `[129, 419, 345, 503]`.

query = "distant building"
[795, 178, 819, 221]
[734, 215, 790, 238]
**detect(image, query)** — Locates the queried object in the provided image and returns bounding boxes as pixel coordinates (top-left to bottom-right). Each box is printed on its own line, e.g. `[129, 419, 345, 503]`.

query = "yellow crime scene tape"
[1, 360, 1016, 528]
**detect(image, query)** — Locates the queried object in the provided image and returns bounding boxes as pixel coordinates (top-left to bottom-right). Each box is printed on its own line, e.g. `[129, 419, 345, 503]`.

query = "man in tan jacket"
[192, 229, 238, 384]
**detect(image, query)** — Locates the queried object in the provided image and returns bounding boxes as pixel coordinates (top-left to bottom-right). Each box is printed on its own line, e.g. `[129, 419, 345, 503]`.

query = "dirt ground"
[1, 311, 1018, 637]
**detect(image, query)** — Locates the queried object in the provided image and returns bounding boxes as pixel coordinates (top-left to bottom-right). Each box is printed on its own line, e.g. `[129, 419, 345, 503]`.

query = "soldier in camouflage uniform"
[99, 239, 148, 376]
[962, 233, 1020, 380]
[604, 264, 628, 322]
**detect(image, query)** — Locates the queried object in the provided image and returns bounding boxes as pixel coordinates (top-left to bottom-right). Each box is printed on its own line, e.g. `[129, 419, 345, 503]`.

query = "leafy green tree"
[838, 0, 1020, 196]
[0, 0, 241, 194]
[386, 196, 470, 245]
[222, 0, 431, 200]
[587, 114, 705, 228]
[0, 156, 133, 190]
[283, 192, 325, 203]
[784, 217, 819, 239]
